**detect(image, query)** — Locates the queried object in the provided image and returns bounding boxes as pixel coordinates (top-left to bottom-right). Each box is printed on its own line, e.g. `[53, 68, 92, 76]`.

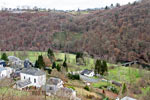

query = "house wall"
[0, 65, 3, 67]
[0, 70, 7, 78]
[57, 81, 64, 88]
[20, 73, 46, 87]
[5, 67, 13, 78]
[84, 71, 94, 77]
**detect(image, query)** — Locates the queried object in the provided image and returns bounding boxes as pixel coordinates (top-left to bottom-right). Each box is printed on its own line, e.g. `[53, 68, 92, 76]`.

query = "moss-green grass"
[106, 66, 144, 83]
[0, 87, 30, 96]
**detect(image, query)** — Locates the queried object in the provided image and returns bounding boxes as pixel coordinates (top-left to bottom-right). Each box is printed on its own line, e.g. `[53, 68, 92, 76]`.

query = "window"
[24, 76, 25, 79]
[34, 79, 36, 83]
[29, 77, 30, 81]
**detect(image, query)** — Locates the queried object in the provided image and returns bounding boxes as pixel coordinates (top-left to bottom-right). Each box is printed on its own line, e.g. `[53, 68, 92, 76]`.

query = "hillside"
[0, 0, 150, 63]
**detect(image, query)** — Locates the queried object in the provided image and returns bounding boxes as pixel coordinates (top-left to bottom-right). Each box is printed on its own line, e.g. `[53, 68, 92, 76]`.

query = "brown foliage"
[0, 1, 150, 63]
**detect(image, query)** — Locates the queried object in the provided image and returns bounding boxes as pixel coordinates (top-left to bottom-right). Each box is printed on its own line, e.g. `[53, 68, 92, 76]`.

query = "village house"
[0, 67, 13, 79]
[8, 56, 24, 68]
[43, 77, 79, 100]
[42, 77, 64, 96]
[81, 69, 95, 77]
[15, 67, 46, 90]
[47, 77, 64, 88]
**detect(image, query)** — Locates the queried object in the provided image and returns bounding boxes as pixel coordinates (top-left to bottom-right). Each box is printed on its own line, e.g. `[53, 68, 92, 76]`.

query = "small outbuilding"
[81, 69, 95, 77]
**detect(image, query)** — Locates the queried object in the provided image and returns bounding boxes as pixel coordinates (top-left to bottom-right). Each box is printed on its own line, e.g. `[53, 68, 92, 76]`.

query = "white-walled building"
[81, 69, 95, 77]
[0, 67, 13, 79]
[15, 67, 46, 90]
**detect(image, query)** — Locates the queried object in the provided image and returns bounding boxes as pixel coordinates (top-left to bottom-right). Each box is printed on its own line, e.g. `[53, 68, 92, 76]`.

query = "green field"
[0, 87, 30, 96]
[0, 51, 95, 71]
[106, 66, 145, 83]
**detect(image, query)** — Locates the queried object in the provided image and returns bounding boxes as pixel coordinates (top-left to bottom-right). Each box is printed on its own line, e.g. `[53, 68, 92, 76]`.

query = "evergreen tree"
[34, 60, 39, 68]
[94, 60, 99, 75]
[56, 64, 61, 71]
[121, 83, 127, 95]
[52, 62, 56, 69]
[36, 55, 45, 69]
[1, 53, 8, 61]
[64, 54, 67, 62]
[47, 48, 54, 58]
[98, 60, 102, 74]
[63, 60, 68, 72]
[47, 48, 54, 62]
[105, 6, 109, 10]
[101, 60, 108, 75]
[48, 69, 52, 74]
[95, 59, 102, 75]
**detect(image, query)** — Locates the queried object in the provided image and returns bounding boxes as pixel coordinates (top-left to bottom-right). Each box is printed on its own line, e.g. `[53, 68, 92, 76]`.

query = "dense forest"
[0, 0, 150, 63]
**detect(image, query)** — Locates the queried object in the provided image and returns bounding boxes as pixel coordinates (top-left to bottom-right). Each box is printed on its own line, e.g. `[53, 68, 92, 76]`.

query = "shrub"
[84, 85, 90, 91]
[107, 86, 119, 94]
[48, 69, 52, 74]
[68, 73, 80, 80]
[68, 86, 75, 90]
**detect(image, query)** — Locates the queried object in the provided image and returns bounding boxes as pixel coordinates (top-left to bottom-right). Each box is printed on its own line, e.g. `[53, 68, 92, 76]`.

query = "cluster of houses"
[0, 56, 137, 100]
[0, 56, 80, 100]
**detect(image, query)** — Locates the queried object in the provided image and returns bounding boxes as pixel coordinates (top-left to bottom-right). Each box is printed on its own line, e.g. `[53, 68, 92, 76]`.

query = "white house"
[0, 67, 13, 79]
[42, 77, 79, 100]
[81, 69, 95, 77]
[15, 67, 46, 90]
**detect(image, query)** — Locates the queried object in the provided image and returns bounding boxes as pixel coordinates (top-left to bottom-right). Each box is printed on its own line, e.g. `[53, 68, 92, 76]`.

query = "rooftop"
[47, 77, 63, 86]
[8, 56, 20, 61]
[21, 67, 46, 76]
[16, 79, 32, 88]
[81, 69, 93, 75]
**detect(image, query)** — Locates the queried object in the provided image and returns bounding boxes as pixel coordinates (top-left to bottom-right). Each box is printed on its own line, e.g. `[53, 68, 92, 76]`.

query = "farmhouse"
[0, 67, 13, 79]
[81, 69, 95, 77]
[15, 67, 46, 90]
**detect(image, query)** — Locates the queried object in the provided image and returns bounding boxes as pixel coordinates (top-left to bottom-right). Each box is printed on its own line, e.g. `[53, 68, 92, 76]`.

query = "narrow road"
[80, 75, 100, 83]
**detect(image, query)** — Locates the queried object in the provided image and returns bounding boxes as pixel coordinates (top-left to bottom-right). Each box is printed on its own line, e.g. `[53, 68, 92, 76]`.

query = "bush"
[68, 73, 80, 80]
[68, 86, 75, 90]
[107, 86, 119, 94]
[48, 69, 52, 74]
[84, 85, 90, 91]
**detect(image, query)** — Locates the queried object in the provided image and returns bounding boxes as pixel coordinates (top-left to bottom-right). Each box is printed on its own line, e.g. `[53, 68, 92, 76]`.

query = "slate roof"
[47, 77, 63, 85]
[21, 67, 46, 76]
[16, 79, 32, 88]
[8, 56, 20, 61]
[81, 69, 93, 75]
[59, 87, 75, 93]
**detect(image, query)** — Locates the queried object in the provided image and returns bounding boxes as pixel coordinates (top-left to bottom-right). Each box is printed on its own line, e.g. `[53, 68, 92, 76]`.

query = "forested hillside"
[0, 0, 150, 63]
